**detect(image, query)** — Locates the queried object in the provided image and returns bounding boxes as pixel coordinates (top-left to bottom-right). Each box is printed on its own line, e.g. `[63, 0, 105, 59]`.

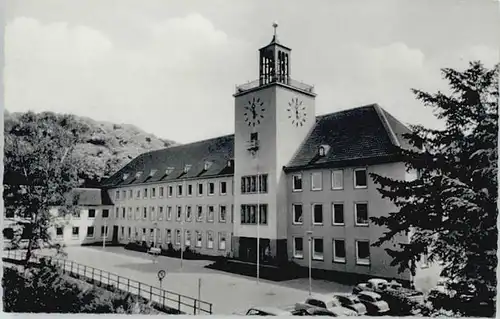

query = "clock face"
[287, 97, 307, 127]
[244, 97, 265, 127]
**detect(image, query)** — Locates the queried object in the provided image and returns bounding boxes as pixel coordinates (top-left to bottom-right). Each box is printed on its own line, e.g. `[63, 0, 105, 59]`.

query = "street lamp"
[102, 219, 107, 249]
[306, 230, 313, 296]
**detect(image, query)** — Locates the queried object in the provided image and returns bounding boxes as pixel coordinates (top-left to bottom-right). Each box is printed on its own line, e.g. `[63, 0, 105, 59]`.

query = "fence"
[3, 250, 213, 315]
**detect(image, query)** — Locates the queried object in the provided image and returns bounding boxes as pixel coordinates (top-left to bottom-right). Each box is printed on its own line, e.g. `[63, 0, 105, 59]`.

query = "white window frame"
[166, 206, 172, 220]
[208, 182, 215, 196]
[186, 205, 192, 221]
[354, 202, 369, 226]
[143, 188, 148, 199]
[72, 227, 79, 239]
[177, 184, 183, 197]
[207, 205, 214, 222]
[197, 183, 204, 196]
[159, 186, 164, 198]
[127, 207, 132, 220]
[333, 239, 346, 263]
[207, 231, 214, 249]
[165, 229, 171, 244]
[354, 168, 368, 189]
[332, 202, 345, 226]
[220, 181, 227, 195]
[292, 204, 303, 225]
[56, 227, 64, 239]
[196, 205, 203, 222]
[88, 209, 96, 219]
[219, 205, 227, 222]
[143, 207, 147, 220]
[293, 237, 304, 258]
[292, 174, 303, 192]
[356, 240, 370, 265]
[185, 230, 191, 247]
[331, 169, 344, 190]
[176, 206, 182, 221]
[196, 231, 202, 247]
[218, 232, 226, 250]
[312, 237, 324, 261]
[175, 229, 181, 245]
[311, 172, 322, 191]
[312, 203, 323, 225]
[168, 185, 173, 197]
[136, 189, 141, 199]
[151, 187, 156, 198]
[187, 184, 193, 196]
[115, 190, 120, 200]
[158, 206, 164, 221]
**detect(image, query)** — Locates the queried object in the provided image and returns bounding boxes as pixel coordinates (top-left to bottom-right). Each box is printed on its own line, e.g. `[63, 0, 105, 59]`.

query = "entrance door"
[112, 225, 118, 244]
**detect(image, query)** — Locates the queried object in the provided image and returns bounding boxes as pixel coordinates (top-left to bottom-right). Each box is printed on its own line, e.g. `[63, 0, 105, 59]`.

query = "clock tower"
[232, 23, 316, 265]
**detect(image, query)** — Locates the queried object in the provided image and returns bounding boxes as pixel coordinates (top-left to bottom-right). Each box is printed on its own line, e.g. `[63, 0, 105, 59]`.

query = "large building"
[11, 27, 435, 285]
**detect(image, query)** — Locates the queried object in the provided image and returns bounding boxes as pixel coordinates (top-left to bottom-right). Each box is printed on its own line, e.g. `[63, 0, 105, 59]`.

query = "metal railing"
[3, 250, 213, 315]
[235, 77, 314, 94]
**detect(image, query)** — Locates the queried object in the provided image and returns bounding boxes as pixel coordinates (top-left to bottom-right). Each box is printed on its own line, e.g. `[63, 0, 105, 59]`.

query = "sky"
[4, 0, 499, 144]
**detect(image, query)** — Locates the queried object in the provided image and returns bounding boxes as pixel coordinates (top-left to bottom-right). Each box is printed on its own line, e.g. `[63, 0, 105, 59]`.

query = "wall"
[287, 162, 412, 280]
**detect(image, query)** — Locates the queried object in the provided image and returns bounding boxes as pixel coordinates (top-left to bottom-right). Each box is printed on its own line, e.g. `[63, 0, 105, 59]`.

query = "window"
[150, 206, 156, 220]
[176, 206, 182, 221]
[355, 203, 369, 226]
[115, 207, 119, 219]
[356, 240, 370, 265]
[151, 187, 156, 198]
[332, 203, 344, 225]
[166, 206, 172, 220]
[196, 231, 202, 247]
[331, 170, 343, 190]
[312, 204, 323, 225]
[207, 231, 214, 249]
[143, 207, 147, 220]
[72, 227, 79, 238]
[354, 168, 368, 188]
[72, 210, 81, 219]
[186, 206, 192, 221]
[168, 186, 173, 197]
[128, 189, 133, 199]
[219, 205, 227, 222]
[135, 207, 140, 220]
[86, 226, 94, 238]
[102, 209, 109, 218]
[312, 238, 324, 260]
[218, 232, 226, 250]
[177, 184, 183, 197]
[159, 186, 164, 198]
[165, 229, 171, 243]
[122, 207, 125, 219]
[101, 226, 108, 237]
[88, 209, 96, 218]
[197, 183, 204, 196]
[175, 230, 181, 245]
[127, 227, 131, 239]
[115, 191, 120, 200]
[333, 239, 346, 263]
[311, 172, 322, 190]
[292, 174, 302, 191]
[122, 190, 126, 199]
[241, 175, 268, 194]
[56, 227, 63, 238]
[136, 189, 140, 199]
[292, 204, 303, 224]
[143, 188, 148, 198]
[240, 204, 268, 225]
[293, 237, 303, 258]
[185, 230, 191, 247]
[231, 205, 234, 223]
[158, 206, 164, 221]
[189, 207, 200, 223]
[127, 207, 132, 219]
[207, 206, 214, 222]
[220, 181, 227, 195]
[208, 182, 215, 195]
[187, 184, 193, 196]
[121, 226, 124, 238]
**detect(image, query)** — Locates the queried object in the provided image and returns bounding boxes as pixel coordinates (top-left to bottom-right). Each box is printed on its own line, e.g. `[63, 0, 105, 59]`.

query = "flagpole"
[256, 162, 260, 284]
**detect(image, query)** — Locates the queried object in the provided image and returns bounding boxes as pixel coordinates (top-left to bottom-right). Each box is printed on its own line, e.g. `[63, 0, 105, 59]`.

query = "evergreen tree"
[370, 61, 498, 315]
[4, 112, 90, 265]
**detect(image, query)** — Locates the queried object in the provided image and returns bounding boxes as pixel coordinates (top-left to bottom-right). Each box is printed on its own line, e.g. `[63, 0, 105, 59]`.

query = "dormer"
[183, 164, 192, 173]
[227, 159, 234, 168]
[318, 145, 331, 157]
[122, 173, 129, 181]
[149, 169, 157, 177]
[164, 167, 174, 176]
[203, 161, 213, 171]
[135, 171, 143, 179]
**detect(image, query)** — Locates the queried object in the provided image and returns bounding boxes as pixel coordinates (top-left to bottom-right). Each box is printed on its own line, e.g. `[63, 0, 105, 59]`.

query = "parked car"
[295, 307, 338, 316]
[353, 278, 425, 304]
[333, 294, 367, 315]
[296, 295, 359, 316]
[243, 306, 295, 316]
[356, 291, 390, 315]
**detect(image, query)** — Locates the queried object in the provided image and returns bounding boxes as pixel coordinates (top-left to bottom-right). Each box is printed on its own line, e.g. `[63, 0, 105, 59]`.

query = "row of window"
[292, 202, 369, 226]
[56, 226, 108, 238]
[120, 227, 228, 250]
[115, 181, 229, 201]
[114, 205, 233, 223]
[293, 237, 371, 266]
[292, 168, 368, 192]
[71, 209, 108, 219]
[241, 174, 268, 194]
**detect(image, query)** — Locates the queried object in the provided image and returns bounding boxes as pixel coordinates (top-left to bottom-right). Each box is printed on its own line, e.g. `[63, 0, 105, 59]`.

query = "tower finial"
[272, 21, 278, 37]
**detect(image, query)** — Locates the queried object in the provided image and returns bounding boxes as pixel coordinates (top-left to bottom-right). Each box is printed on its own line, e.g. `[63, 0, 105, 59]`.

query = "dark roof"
[284, 104, 411, 171]
[100, 105, 412, 187]
[67, 188, 113, 206]
[101, 135, 234, 188]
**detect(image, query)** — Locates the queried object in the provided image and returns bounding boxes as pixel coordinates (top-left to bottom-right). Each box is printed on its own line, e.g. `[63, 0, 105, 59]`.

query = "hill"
[4, 110, 177, 186]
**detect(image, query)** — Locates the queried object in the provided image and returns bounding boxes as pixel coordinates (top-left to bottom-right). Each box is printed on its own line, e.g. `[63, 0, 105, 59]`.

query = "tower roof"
[260, 21, 291, 51]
